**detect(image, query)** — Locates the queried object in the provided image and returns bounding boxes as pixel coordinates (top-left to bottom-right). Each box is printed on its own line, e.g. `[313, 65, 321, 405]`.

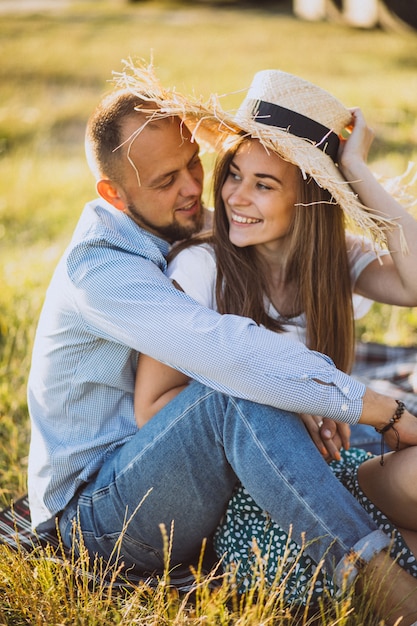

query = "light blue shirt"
[28, 199, 365, 529]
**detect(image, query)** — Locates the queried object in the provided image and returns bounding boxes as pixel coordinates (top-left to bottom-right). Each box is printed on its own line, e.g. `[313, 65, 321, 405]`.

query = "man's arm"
[69, 241, 363, 420]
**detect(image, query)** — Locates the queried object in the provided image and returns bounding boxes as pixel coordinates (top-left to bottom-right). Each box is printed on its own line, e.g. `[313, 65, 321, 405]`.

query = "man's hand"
[300, 414, 350, 462]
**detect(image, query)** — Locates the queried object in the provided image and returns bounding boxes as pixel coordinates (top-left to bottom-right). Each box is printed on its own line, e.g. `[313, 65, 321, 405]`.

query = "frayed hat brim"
[113, 59, 415, 250]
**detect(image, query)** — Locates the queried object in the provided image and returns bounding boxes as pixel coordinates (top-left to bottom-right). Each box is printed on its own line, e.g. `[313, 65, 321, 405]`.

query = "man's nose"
[180, 169, 202, 196]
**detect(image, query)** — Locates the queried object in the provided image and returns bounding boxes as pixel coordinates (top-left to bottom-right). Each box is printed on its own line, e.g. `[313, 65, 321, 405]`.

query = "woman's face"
[221, 139, 299, 253]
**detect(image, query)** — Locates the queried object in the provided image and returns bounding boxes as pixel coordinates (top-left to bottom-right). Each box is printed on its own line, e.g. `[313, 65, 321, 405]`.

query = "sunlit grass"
[0, 518, 387, 625]
[0, 1, 417, 622]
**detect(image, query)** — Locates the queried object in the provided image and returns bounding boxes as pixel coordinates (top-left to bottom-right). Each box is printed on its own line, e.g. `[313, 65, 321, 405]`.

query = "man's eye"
[190, 157, 201, 168]
[159, 177, 175, 189]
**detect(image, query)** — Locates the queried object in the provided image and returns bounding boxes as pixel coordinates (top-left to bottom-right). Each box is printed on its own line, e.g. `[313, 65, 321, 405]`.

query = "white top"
[167, 233, 385, 345]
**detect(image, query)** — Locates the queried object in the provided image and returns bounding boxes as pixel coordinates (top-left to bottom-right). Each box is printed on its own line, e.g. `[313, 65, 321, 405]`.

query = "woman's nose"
[228, 185, 250, 207]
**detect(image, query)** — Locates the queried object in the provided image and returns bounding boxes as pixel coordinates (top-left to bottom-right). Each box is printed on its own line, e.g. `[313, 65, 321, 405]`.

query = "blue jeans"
[59, 381, 388, 581]
[350, 423, 388, 455]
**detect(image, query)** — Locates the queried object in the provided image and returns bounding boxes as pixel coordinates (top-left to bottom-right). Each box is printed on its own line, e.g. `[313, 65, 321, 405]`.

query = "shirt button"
[342, 386, 349, 394]
[341, 403, 348, 411]
[301, 374, 308, 380]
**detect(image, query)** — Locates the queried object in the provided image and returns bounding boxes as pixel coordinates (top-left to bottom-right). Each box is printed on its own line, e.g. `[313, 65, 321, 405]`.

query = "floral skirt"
[213, 448, 417, 605]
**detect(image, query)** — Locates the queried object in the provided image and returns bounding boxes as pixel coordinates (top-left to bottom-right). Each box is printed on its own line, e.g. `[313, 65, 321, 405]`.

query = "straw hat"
[113, 60, 409, 247]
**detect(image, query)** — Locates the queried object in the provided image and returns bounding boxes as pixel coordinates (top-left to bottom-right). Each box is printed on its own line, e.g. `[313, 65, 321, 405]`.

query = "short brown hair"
[85, 89, 153, 184]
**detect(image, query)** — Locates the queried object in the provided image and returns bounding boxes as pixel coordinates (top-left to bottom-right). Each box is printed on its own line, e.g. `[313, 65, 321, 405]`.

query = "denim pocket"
[93, 530, 164, 574]
[59, 501, 165, 575]
[71, 531, 164, 576]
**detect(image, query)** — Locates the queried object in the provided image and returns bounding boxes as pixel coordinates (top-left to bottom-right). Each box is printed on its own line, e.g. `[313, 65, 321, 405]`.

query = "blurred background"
[0, 0, 416, 500]
[292, 0, 417, 30]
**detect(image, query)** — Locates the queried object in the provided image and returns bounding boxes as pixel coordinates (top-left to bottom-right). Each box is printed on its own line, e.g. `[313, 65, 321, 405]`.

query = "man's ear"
[97, 179, 127, 212]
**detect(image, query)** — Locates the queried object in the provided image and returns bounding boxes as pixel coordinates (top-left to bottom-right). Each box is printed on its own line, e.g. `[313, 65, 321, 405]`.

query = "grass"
[0, 526, 390, 625]
[0, 0, 417, 622]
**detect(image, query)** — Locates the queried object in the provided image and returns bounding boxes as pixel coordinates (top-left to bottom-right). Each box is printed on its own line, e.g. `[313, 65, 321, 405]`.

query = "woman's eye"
[257, 182, 271, 191]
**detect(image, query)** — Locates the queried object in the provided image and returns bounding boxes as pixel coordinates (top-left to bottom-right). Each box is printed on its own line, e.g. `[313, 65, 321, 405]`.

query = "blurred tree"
[383, 0, 417, 29]
[123, 0, 416, 32]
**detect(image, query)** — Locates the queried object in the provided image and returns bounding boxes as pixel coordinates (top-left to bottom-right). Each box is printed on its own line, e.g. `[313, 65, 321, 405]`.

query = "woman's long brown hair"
[171, 137, 355, 373]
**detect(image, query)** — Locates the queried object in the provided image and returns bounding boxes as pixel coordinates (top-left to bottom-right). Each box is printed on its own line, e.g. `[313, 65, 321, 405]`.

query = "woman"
[133, 70, 417, 611]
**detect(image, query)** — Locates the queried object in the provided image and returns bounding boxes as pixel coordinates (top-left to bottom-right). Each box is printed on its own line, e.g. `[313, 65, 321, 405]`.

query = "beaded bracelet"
[374, 400, 406, 466]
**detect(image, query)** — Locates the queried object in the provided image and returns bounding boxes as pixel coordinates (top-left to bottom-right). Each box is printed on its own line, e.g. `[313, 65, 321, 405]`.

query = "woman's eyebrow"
[230, 161, 282, 185]
[255, 173, 282, 184]
[230, 159, 282, 184]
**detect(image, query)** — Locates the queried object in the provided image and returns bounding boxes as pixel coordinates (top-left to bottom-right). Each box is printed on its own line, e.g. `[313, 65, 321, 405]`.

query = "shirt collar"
[97, 199, 171, 259]
[141, 229, 170, 258]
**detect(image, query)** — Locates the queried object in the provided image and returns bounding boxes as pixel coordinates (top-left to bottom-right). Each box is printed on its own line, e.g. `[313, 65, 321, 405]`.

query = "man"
[27, 86, 417, 622]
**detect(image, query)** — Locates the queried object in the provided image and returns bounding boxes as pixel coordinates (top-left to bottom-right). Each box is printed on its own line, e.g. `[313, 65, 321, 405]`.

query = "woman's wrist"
[338, 157, 367, 182]
[359, 387, 399, 430]
[374, 400, 406, 465]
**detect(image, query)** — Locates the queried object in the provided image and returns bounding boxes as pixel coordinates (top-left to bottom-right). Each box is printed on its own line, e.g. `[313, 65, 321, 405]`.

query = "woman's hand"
[338, 107, 374, 177]
[300, 414, 350, 462]
[339, 109, 417, 308]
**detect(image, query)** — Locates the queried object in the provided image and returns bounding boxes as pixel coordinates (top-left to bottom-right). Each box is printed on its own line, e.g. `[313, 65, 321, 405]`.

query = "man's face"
[117, 115, 204, 243]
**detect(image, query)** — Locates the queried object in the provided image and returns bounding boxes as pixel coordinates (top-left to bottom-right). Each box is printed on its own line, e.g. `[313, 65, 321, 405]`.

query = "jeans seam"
[230, 396, 352, 557]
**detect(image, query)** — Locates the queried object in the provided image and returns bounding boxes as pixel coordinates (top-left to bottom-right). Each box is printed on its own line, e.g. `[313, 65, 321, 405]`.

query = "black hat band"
[251, 100, 340, 163]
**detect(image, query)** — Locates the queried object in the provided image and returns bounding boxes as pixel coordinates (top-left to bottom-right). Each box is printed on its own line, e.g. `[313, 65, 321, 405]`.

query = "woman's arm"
[134, 353, 190, 427]
[339, 108, 417, 306]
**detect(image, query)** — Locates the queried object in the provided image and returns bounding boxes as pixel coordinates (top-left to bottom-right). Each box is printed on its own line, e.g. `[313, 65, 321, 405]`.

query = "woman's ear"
[97, 179, 127, 212]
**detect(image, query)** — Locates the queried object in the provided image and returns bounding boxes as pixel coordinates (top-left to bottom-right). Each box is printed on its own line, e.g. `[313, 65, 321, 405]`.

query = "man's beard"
[127, 203, 204, 243]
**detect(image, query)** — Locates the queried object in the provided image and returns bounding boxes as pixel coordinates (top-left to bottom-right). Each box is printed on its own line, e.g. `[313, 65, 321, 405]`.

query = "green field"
[0, 2, 416, 622]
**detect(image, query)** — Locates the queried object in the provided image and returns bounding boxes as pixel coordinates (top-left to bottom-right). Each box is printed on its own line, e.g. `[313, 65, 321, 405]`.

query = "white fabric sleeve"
[167, 244, 218, 310]
[346, 234, 389, 320]
[346, 233, 389, 285]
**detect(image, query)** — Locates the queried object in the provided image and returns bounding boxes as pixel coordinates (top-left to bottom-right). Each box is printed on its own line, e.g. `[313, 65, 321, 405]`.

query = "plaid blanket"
[0, 495, 60, 552]
[1, 341, 416, 586]
[353, 341, 417, 415]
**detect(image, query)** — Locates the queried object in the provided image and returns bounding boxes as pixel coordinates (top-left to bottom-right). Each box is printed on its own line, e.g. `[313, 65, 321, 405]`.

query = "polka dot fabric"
[213, 448, 417, 606]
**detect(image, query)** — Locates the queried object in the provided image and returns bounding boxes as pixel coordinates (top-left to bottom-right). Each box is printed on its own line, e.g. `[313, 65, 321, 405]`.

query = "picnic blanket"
[1, 341, 416, 588]
[353, 341, 417, 414]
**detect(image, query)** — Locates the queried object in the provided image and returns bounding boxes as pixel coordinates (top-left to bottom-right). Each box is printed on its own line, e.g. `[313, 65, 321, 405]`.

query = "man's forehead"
[122, 112, 190, 140]
[121, 113, 198, 186]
